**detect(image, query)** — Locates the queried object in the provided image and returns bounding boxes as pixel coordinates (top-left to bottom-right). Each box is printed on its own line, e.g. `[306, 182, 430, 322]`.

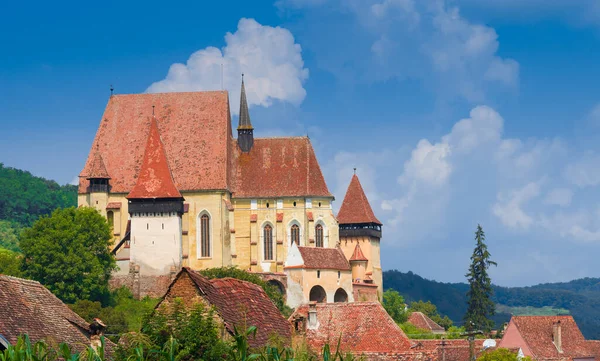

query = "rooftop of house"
[337, 174, 382, 225]
[290, 302, 412, 354]
[501, 315, 594, 360]
[162, 268, 291, 349]
[407, 312, 445, 333]
[0, 275, 115, 351]
[296, 246, 351, 271]
[79, 91, 332, 198]
[349, 243, 368, 262]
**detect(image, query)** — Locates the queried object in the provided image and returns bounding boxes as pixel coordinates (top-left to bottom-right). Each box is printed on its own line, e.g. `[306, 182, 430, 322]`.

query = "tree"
[409, 300, 454, 330]
[20, 207, 117, 303]
[0, 220, 21, 252]
[0, 248, 22, 277]
[476, 348, 531, 361]
[464, 224, 497, 332]
[383, 289, 409, 324]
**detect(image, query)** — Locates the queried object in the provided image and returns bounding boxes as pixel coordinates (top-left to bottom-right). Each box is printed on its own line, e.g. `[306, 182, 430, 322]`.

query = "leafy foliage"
[409, 300, 453, 330]
[200, 267, 292, 316]
[0, 334, 109, 361]
[476, 348, 532, 361]
[20, 207, 117, 304]
[0, 248, 22, 277]
[0, 220, 20, 252]
[382, 290, 409, 324]
[0, 164, 76, 226]
[464, 225, 497, 332]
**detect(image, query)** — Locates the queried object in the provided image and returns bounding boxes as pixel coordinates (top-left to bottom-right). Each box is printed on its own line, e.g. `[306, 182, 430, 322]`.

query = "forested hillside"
[384, 270, 600, 339]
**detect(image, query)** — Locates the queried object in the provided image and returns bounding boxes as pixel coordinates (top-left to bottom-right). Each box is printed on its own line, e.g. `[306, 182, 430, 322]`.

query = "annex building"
[78, 80, 383, 306]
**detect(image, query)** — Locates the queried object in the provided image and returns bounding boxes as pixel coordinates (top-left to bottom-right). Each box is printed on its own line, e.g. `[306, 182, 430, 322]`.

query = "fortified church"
[78, 80, 383, 307]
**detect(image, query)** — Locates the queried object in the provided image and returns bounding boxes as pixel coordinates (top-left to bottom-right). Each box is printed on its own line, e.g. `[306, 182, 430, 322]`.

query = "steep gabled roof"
[407, 312, 445, 333]
[297, 246, 350, 271]
[290, 303, 411, 353]
[231, 137, 332, 198]
[507, 316, 593, 360]
[79, 91, 232, 194]
[0, 275, 115, 351]
[83, 148, 110, 179]
[127, 117, 182, 199]
[349, 243, 368, 262]
[166, 268, 291, 348]
[337, 174, 381, 225]
[237, 78, 253, 130]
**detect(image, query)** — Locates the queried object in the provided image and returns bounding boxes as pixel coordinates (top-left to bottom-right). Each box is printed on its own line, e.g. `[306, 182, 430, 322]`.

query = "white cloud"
[564, 152, 600, 188]
[147, 18, 309, 115]
[544, 188, 573, 207]
[492, 181, 541, 230]
[398, 139, 452, 187]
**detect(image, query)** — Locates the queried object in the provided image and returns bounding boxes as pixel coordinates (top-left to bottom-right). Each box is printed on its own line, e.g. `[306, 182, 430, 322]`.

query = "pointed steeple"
[349, 243, 368, 262]
[337, 173, 382, 226]
[237, 74, 254, 152]
[86, 147, 110, 180]
[127, 117, 182, 199]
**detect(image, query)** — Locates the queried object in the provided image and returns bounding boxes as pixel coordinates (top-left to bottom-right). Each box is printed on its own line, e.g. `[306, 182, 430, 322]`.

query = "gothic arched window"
[315, 224, 324, 248]
[264, 224, 273, 261]
[291, 224, 300, 245]
[200, 213, 211, 258]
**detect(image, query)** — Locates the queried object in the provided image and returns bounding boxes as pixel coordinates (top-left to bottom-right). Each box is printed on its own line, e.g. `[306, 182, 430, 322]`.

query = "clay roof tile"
[337, 174, 381, 225]
[84, 148, 110, 179]
[349, 243, 368, 262]
[297, 246, 350, 270]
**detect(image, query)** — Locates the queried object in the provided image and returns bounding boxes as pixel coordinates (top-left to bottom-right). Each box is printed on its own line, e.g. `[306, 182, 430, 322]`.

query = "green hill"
[384, 270, 600, 339]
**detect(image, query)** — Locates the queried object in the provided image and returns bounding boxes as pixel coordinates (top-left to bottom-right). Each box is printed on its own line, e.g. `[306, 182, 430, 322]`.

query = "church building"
[78, 79, 383, 304]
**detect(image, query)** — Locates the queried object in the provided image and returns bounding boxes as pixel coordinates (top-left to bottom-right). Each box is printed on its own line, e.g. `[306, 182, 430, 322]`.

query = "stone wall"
[109, 262, 178, 298]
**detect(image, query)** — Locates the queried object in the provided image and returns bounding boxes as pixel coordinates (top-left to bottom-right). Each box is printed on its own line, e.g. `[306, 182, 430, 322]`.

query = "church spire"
[237, 74, 254, 153]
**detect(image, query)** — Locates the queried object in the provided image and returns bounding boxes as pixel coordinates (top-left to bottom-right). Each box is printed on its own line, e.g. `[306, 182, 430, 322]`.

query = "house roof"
[290, 302, 412, 354]
[297, 246, 351, 270]
[231, 137, 332, 198]
[174, 268, 291, 348]
[507, 316, 593, 360]
[0, 275, 115, 351]
[337, 174, 382, 225]
[79, 91, 232, 194]
[413, 339, 486, 361]
[407, 312, 445, 333]
[349, 243, 368, 262]
[127, 117, 182, 199]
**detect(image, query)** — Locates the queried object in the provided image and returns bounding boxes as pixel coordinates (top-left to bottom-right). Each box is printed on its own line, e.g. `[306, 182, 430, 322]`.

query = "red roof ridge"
[349, 243, 368, 262]
[127, 117, 182, 199]
[116, 90, 228, 97]
[337, 174, 382, 225]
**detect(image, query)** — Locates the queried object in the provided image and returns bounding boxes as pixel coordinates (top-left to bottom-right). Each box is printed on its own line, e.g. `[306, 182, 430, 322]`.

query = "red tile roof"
[337, 174, 381, 225]
[231, 137, 332, 198]
[501, 316, 593, 360]
[290, 302, 411, 354]
[127, 117, 182, 199]
[349, 243, 368, 262]
[0, 275, 115, 351]
[106, 202, 121, 209]
[297, 246, 350, 270]
[79, 92, 232, 194]
[171, 268, 291, 348]
[407, 312, 445, 333]
[84, 149, 111, 179]
[414, 339, 486, 361]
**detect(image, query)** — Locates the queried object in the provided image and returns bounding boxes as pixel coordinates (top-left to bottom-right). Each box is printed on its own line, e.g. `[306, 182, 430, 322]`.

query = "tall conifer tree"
[464, 224, 497, 331]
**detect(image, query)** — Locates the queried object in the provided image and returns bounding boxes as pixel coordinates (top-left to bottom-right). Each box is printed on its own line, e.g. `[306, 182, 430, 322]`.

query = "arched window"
[107, 211, 114, 229]
[291, 224, 300, 245]
[309, 285, 327, 303]
[264, 224, 273, 261]
[315, 224, 324, 247]
[334, 288, 348, 303]
[200, 213, 211, 258]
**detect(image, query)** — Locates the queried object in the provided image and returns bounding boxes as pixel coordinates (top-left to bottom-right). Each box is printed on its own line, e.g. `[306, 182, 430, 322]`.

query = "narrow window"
[317, 270, 321, 278]
[266, 202, 270, 208]
[162, 223, 164, 230]
[315, 224, 324, 248]
[338, 271, 341, 279]
[293, 201, 297, 207]
[107, 211, 114, 229]
[146, 223, 149, 230]
[291, 224, 300, 245]
[264, 224, 273, 261]
[201, 214, 211, 257]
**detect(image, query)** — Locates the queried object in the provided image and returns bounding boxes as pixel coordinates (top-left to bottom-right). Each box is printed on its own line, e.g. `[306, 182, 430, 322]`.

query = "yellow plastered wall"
[79, 192, 129, 250]
[286, 267, 354, 307]
[339, 236, 383, 299]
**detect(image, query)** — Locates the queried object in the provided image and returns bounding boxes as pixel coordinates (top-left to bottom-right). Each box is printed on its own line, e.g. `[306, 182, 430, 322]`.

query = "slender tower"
[85, 147, 111, 215]
[237, 75, 254, 152]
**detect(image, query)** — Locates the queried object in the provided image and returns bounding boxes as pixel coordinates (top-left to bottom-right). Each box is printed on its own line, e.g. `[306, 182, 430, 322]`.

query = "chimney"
[308, 301, 318, 329]
[553, 320, 563, 353]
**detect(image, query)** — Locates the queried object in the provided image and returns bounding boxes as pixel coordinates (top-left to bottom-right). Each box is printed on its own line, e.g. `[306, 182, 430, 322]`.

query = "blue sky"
[2, 0, 600, 286]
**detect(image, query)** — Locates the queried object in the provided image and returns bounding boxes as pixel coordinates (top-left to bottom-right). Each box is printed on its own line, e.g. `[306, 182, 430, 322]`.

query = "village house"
[156, 267, 291, 348]
[498, 315, 599, 361]
[407, 312, 446, 335]
[0, 275, 114, 352]
[78, 79, 384, 304]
